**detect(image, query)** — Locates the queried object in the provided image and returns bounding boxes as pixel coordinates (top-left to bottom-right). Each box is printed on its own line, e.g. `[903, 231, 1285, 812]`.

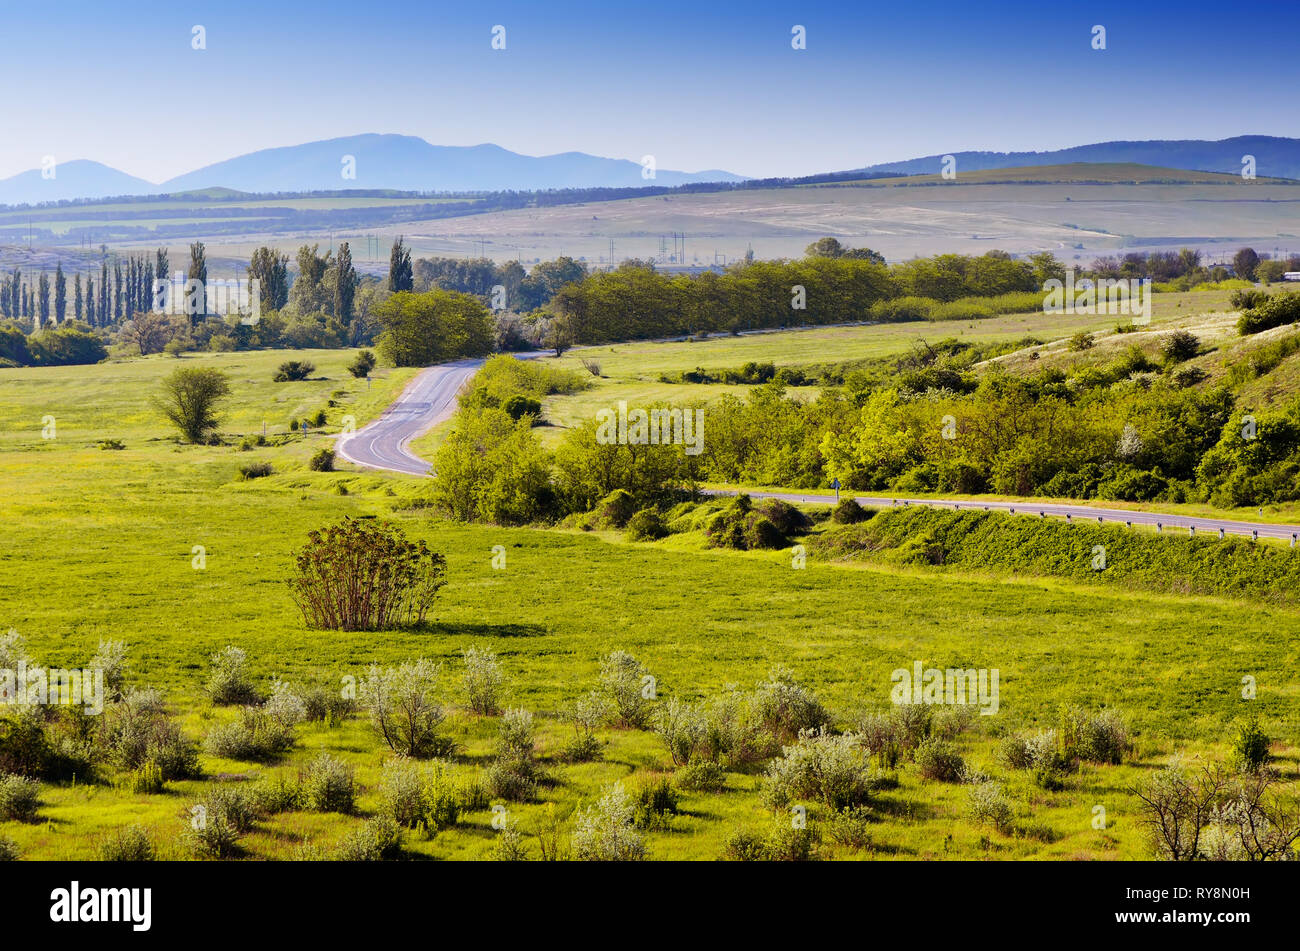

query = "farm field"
[248, 175, 1300, 266]
[2, 342, 1296, 862]
[9, 164, 1299, 269]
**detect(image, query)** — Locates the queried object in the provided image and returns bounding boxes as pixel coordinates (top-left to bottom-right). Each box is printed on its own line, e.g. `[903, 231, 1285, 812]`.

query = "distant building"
[1284, 271, 1300, 282]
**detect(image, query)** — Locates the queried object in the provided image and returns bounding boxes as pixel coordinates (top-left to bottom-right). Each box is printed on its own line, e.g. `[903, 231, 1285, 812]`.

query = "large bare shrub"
[289, 519, 447, 631]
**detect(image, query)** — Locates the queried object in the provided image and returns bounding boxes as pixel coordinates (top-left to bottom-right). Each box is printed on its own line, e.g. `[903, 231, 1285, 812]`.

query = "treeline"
[404, 245, 587, 312]
[811, 506, 1300, 604]
[0, 250, 169, 329]
[1093, 246, 1300, 288]
[544, 249, 1053, 345]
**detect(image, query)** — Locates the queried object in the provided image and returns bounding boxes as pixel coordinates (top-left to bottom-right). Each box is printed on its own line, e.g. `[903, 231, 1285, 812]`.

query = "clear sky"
[2, 0, 1296, 182]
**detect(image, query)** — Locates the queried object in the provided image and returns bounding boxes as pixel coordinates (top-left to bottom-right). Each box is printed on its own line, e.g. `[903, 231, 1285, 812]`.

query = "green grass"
[1, 346, 1296, 861]
[525, 289, 1239, 442]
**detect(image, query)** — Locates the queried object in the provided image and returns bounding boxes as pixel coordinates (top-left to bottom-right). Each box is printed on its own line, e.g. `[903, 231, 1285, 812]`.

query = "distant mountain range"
[0, 134, 744, 206]
[1, 134, 1297, 207]
[847, 135, 1300, 182]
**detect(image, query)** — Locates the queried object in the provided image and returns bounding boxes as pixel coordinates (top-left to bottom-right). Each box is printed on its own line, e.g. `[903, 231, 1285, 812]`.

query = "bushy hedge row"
[811, 505, 1300, 603]
[1238, 291, 1300, 335]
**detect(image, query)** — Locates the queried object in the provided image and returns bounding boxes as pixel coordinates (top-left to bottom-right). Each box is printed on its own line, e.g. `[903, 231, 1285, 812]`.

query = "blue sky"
[2, 0, 1296, 181]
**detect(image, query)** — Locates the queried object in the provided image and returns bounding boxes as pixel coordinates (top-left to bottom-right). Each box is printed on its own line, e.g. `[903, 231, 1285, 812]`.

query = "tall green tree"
[248, 246, 290, 312]
[334, 241, 357, 324]
[375, 290, 494, 366]
[113, 260, 123, 322]
[1233, 247, 1260, 282]
[54, 263, 66, 323]
[388, 237, 413, 292]
[288, 244, 331, 314]
[187, 242, 208, 323]
[37, 272, 50, 325]
[74, 273, 83, 321]
[154, 367, 231, 443]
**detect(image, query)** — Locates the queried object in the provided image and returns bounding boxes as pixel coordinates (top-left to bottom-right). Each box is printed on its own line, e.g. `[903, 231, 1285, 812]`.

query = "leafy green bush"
[1160, 330, 1200, 363]
[1068, 331, 1095, 352]
[348, 350, 377, 378]
[625, 507, 669, 541]
[360, 660, 452, 757]
[831, 498, 871, 524]
[490, 817, 529, 861]
[0, 837, 18, 861]
[592, 489, 638, 529]
[308, 448, 335, 472]
[632, 776, 680, 829]
[571, 783, 646, 861]
[462, 646, 504, 716]
[0, 773, 41, 820]
[204, 707, 296, 762]
[754, 666, 831, 743]
[119, 760, 164, 794]
[98, 825, 155, 861]
[915, 737, 965, 782]
[654, 697, 706, 766]
[966, 782, 1013, 832]
[502, 394, 542, 420]
[106, 691, 201, 781]
[762, 822, 820, 861]
[763, 729, 879, 811]
[676, 759, 726, 792]
[206, 646, 260, 705]
[238, 461, 274, 480]
[334, 817, 402, 861]
[249, 775, 303, 815]
[826, 805, 875, 851]
[485, 708, 541, 803]
[300, 754, 355, 813]
[183, 788, 252, 858]
[1230, 715, 1271, 774]
[722, 827, 767, 861]
[273, 360, 315, 382]
[704, 495, 789, 551]
[560, 691, 608, 762]
[378, 758, 463, 832]
[598, 650, 654, 728]
[1238, 291, 1300, 335]
[431, 408, 556, 524]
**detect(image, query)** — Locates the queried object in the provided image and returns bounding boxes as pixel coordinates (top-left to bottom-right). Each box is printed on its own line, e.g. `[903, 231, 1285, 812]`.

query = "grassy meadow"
[1, 325, 1297, 862]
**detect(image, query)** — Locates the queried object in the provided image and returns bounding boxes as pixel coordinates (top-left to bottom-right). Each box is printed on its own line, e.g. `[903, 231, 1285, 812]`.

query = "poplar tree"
[334, 241, 357, 323]
[54, 263, 66, 323]
[188, 242, 208, 324]
[389, 237, 413, 292]
[38, 272, 50, 325]
[248, 247, 289, 312]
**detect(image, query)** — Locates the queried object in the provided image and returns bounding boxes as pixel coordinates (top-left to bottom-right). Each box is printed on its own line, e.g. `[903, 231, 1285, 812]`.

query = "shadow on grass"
[406, 621, 549, 639]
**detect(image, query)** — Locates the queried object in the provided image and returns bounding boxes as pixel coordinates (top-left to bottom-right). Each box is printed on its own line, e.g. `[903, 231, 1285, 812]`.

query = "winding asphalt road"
[337, 356, 1300, 545]
[335, 357, 486, 475]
